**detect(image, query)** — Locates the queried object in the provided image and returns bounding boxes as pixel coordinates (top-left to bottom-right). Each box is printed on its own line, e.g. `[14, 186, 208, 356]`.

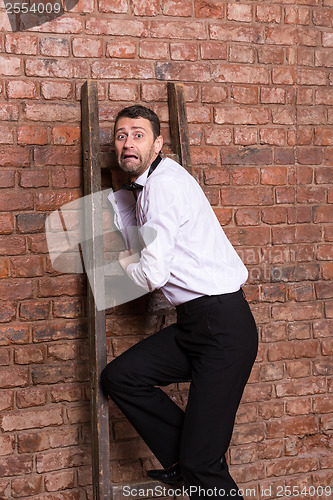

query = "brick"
[260, 128, 286, 146]
[40, 37, 70, 57]
[50, 385, 82, 404]
[272, 302, 322, 321]
[16, 214, 46, 235]
[261, 167, 287, 185]
[86, 17, 147, 36]
[10, 255, 43, 278]
[20, 300, 50, 320]
[5, 34, 38, 55]
[272, 67, 295, 85]
[322, 32, 333, 47]
[222, 187, 273, 206]
[209, 24, 264, 43]
[0, 103, 19, 121]
[222, 147, 272, 166]
[200, 42, 227, 60]
[48, 342, 78, 361]
[26, 58, 87, 79]
[41, 81, 72, 100]
[170, 42, 198, 61]
[214, 64, 269, 84]
[229, 45, 255, 64]
[258, 46, 284, 65]
[0, 434, 14, 456]
[0, 56, 21, 76]
[231, 167, 259, 186]
[11, 476, 42, 497]
[234, 208, 259, 227]
[17, 126, 48, 145]
[1, 408, 63, 432]
[73, 37, 103, 58]
[203, 167, 229, 185]
[213, 208, 232, 226]
[234, 128, 257, 146]
[205, 127, 232, 146]
[0, 366, 29, 389]
[0, 236, 26, 255]
[106, 39, 136, 59]
[315, 127, 333, 146]
[156, 62, 210, 82]
[215, 106, 268, 125]
[19, 427, 79, 453]
[33, 320, 87, 343]
[0, 214, 14, 234]
[297, 68, 327, 86]
[162, 0, 193, 16]
[0, 455, 32, 478]
[52, 125, 81, 145]
[0, 324, 29, 345]
[51, 167, 81, 188]
[314, 208, 333, 224]
[227, 3, 252, 22]
[0, 302, 15, 322]
[16, 387, 47, 407]
[190, 147, 216, 166]
[195, 0, 224, 19]
[0, 170, 15, 188]
[256, 5, 282, 23]
[0, 279, 33, 302]
[186, 105, 211, 123]
[92, 60, 154, 80]
[99, 0, 128, 12]
[19, 171, 49, 189]
[286, 359, 311, 378]
[36, 447, 90, 473]
[261, 87, 285, 104]
[0, 146, 30, 167]
[139, 41, 168, 60]
[315, 89, 333, 105]
[0, 125, 14, 144]
[34, 146, 81, 167]
[297, 186, 326, 203]
[24, 103, 80, 122]
[45, 470, 75, 492]
[313, 8, 333, 27]
[151, 20, 206, 39]
[141, 83, 167, 102]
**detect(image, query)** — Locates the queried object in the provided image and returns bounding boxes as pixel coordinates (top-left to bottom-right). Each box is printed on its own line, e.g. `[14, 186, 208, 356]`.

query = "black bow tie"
[123, 181, 143, 191]
[123, 155, 162, 192]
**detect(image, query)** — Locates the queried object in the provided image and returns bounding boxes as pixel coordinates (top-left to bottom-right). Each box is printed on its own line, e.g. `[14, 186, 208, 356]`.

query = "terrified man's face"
[114, 117, 163, 181]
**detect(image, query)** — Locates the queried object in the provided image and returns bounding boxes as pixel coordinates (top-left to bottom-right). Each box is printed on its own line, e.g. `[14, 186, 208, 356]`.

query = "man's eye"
[117, 134, 126, 140]
[135, 133, 143, 138]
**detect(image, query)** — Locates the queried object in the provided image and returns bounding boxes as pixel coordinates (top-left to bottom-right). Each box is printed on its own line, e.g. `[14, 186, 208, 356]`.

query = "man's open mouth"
[123, 154, 138, 160]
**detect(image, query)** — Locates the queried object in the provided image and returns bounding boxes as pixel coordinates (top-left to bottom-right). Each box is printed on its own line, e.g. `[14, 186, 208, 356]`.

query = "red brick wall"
[0, 0, 332, 498]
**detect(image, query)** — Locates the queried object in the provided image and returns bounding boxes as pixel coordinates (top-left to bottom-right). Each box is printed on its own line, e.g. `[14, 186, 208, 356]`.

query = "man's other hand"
[119, 249, 140, 272]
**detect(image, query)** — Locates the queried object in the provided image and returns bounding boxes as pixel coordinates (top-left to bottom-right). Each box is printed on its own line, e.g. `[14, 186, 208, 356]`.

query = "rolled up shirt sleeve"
[126, 179, 184, 292]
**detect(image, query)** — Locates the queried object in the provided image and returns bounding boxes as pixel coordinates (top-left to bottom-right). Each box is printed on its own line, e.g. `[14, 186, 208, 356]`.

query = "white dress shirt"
[108, 157, 248, 306]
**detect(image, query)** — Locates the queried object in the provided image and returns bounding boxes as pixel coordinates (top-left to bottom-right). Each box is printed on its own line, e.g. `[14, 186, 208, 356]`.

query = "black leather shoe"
[147, 463, 183, 485]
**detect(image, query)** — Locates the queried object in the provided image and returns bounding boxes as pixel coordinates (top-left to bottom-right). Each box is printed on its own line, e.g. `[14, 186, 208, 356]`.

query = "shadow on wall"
[4, 0, 79, 31]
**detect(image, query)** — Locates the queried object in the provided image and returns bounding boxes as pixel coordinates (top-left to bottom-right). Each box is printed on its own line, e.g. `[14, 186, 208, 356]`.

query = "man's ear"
[154, 135, 163, 154]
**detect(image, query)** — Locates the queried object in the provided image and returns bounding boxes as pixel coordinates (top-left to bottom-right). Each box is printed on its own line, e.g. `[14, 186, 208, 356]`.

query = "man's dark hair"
[114, 105, 161, 140]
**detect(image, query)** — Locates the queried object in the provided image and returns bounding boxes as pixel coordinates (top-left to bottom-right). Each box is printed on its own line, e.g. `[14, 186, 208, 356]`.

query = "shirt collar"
[135, 166, 150, 188]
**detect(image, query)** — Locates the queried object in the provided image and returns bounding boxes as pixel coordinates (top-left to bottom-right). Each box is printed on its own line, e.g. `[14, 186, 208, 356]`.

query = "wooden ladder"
[81, 81, 191, 499]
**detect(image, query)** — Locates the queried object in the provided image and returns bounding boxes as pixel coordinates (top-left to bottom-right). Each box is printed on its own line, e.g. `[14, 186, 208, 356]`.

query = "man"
[101, 105, 258, 499]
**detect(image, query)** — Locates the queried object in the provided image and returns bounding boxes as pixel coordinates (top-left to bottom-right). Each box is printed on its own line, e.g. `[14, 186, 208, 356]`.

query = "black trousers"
[101, 289, 258, 499]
